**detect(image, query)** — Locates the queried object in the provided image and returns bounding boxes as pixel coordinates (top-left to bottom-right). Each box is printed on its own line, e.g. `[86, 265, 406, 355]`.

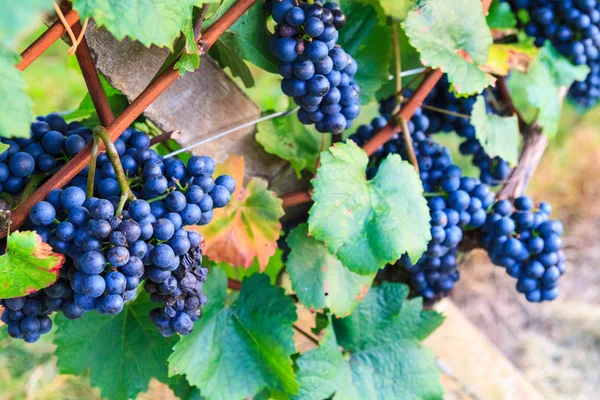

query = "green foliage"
[308, 142, 431, 275]
[286, 224, 375, 316]
[255, 109, 322, 177]
[294, 283, 444, 400]
[205, 0, 278, 74]
[53, 292, 178, 400]
[71, 0, 206, 49]
[337, 0, 393, 104]
[65, 76, 129, 126]
[169, 271, 298, 400]
[212, 249, 284, 285]
[378, 0, 415, 21]
[210, 40, 255, 88]
[403, 0, 493, 95]
[175, 19, 201, 75]
[508, 43, 589, 137]
[471, 95, 521, 166]
[0, 0, 53, 48]
[0, 50, 34, 138]
[0, 231, 64, 299]
[486, 0, 517, 30]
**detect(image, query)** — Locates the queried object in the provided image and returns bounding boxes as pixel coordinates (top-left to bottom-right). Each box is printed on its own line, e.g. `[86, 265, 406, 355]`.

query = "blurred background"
[2, 26, 600, 400]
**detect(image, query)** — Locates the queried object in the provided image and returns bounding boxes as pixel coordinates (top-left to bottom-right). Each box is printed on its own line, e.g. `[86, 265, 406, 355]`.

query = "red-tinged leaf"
[0, 231, 65, 298]
[194, 156, 284, 269]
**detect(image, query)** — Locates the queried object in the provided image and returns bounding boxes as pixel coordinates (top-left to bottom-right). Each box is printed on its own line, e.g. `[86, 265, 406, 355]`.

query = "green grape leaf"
[53, 292, 178, 400]
[71, 0, 199, 49]
[255, 110, 322, 177]
[538, 42, 590, 88]
[205, 0, 278, 74]
[0, 142, 9, 155]
[213, 249, 284, 285]
[0, 51, 34, 138]
[209, 40, 255, 88]
[486, 0, 517, 30]
[337, 0, 393, 104]
[0, 231, 65, 299]
[508, 43, 589, 137]
[175, 19, 200, 75]
[169, 272, 298, 400]
[471, 95, 520, 166]
[286, 224, 374, 316]
[378, 0, 415, 21]
[294, 283, 444, 400]
[0, 1, 53, 48]
[403, 0, 494, 95]
[308, 142, 431, 275]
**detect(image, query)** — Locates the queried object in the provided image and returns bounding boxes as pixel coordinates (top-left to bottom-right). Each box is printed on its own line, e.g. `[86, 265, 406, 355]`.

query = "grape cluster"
[0, 113, 88, 195]
[269, 0, 361, 134]
[0, 292, 54, 343]
[424, 78, 512, 186]
[350, 101, 494, 301]
[146, 245, 208, 336]
[501, 0, 600, 107]
[391, 136, 495, 302]
[480, 196, 566, 302]
[1, 118, 235, 342]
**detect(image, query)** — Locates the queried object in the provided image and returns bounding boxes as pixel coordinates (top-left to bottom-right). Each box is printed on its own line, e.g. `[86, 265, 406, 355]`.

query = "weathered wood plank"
[80, 21, 300, 193]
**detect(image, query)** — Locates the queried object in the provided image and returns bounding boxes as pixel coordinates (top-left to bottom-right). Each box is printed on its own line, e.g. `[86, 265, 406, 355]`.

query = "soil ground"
[452, 124, 600, 400]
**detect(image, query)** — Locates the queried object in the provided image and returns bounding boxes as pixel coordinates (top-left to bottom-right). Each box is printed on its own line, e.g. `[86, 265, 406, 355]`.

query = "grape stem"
[93, 127, 136, 216]
[86, 136, 101, 199]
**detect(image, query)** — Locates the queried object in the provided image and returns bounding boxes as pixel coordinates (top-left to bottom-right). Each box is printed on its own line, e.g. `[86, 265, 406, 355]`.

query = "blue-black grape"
[500, 0, 600, 108]
[1, 118, 237, 342]
[269, 0, 360, 134]
[480, 196, 566, 302]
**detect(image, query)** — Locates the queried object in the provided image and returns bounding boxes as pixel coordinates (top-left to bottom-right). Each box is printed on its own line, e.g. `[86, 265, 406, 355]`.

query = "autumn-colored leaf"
[482, 43, 538, 76]
[0, 231, 65, 298]
[194, 156, 284, 270]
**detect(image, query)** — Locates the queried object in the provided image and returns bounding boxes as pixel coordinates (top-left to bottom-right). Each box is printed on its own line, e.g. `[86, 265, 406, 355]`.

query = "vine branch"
[495, 76, 526, 130]
[72, 21, 115, 126]
[6, 0, 259, 237]
[16, 7, 80, 71]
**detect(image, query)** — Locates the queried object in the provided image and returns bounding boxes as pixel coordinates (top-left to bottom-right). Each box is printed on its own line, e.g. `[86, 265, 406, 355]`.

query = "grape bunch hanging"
[349, 90, 566, 303]
[0, 113, 236, 343]
[269, 0, 361, 134]
[501, 0, 600, 108]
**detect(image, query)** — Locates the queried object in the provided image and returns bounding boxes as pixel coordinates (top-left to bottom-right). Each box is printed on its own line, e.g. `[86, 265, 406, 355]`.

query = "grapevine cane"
[92, 127, 136, 216]
[6, 0, 259, 236]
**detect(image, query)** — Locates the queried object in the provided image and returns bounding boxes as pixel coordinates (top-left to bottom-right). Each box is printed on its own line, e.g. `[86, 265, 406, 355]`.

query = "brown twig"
[6, 0, 259, 236]
[72, 21, 115, 126]
[281, 191, 313, 208]
[293, 324, 320, 346]
[391, 21, 419, 173]
[496, 76, 527, 130]
[149, 131, 179, 146]
[227, 278, 241, 291]
[364, 68, 445, 156]
[16, 8, 80, 71]
[496, 124, 548, 200]
[194, 4, 211, 39]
